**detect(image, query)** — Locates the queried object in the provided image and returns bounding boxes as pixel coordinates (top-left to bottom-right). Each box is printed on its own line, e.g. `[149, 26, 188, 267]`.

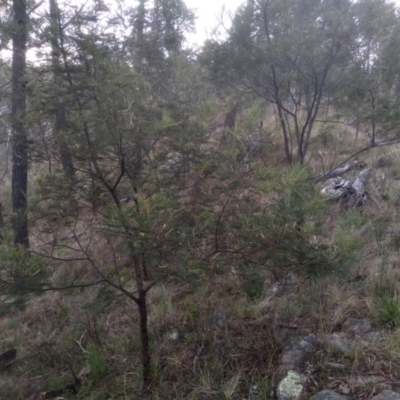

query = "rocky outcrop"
[271, 324, 396, 400]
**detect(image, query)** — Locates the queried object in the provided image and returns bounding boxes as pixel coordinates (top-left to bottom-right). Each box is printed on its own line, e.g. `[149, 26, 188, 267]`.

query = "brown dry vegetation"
[3, 111, 400, 400]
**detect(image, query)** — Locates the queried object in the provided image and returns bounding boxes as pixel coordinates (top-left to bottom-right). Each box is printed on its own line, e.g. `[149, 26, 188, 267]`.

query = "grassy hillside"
[2, 112, 400, 400]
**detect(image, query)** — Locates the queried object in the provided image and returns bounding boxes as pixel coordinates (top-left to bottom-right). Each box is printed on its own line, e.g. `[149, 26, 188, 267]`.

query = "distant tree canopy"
[201, 0, 400, 164]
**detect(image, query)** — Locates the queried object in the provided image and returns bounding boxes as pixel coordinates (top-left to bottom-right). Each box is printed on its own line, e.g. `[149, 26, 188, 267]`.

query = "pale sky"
[0, 0, 244, 61]
[3, 0, 400, 60]
[184, 0, 245, 46]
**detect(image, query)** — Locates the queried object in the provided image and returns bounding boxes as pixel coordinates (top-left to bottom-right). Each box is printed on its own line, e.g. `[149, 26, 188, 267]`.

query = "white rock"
[277, 370, 306, 400]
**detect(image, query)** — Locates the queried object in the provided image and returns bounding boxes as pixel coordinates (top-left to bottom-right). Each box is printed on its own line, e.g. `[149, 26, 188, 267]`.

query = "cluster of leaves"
[0, 239, 48, 315]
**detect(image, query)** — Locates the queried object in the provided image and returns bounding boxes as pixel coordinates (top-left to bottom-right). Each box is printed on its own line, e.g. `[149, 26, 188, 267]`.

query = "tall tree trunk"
[11, 0, 29, 247]
[262, 3, 293, 166]
[132, 0, 148, 279]
[49, 0, 75, 177]
[133, 255, 152, 388]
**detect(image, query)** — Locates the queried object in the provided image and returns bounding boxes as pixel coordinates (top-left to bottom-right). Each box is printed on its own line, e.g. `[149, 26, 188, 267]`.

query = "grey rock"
[370, 390, 400, 400]
[267, 283, 282, 295]
[342, 317, 372, 335]
[338, 384, 351, 395]
[250, 384, 259, 399]
[365, 331, 381, 343]
[162, 329, 180, 354]
[276, 370, 306, 400]
[310, 389, 349, 400]
[325, 333, 350, 353]
[281, 334, 322, 369]
[166, 329, 179, 341]
[207, 307, 228, 331]
[283, 273, 298, 286]
[91, 390, 109, 400]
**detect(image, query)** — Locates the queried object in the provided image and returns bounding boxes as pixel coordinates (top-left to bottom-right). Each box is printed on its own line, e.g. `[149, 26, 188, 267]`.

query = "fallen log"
[320, 167, 372, 209]
[314, 161, 359, 183]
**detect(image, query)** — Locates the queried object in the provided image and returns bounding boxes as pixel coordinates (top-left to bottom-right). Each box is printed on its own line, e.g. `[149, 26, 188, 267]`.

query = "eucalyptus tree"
[48, 0, 75, 176]
[335, 0, 400, 146]
[201, 0, 358, 165]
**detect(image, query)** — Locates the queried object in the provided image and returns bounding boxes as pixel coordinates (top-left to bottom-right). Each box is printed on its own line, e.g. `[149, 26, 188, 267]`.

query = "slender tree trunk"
[49, 0, 75, 177]
[370, 90, 376, 146]
[133, 255, 152, 388]
[11, 0, 29, 247]
[132, 0, 148, 279]
[262, 3, 292, 165]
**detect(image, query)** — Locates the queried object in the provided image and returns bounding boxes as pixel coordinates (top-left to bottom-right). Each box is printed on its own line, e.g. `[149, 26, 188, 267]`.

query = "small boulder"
[276, 370, 306, 400]
[91, 390, 109, 400]
[283, 273, 298, 286]
[325, 333, 350, 353]
[281, 334, 322, 369]
[365, 331, 381, 343]
[166, 329, 179, 341]
[162, 329, 180, 355]
[338, 384, 351, 395]
[250, 384, 259, 399]
[206, 307, 228, 332]
[342, 317, 372, 335]
[370, 390, 400, 400]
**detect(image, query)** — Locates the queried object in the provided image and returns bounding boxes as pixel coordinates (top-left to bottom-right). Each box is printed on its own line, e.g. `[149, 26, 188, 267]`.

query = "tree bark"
[262, 3, 292, 165]
[49, 0, 75, 177]
[11, 0, 29, 247]
[133, 255, 152, 388]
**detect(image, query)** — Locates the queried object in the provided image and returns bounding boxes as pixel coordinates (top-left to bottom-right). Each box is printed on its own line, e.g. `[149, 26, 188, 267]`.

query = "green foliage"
[88, 345, 107, 379]
[230, 166, 362, 279]
[201, 0, 358, 163]
[47, 375, 68, 391]
[185, 300, 198, 322]
[0, 243, 48, 315]
[316, 125, 335, 148]
[378, 296, 400, 328]
[240, 271, 264, 300]
[381, 192, 390, 202]
[82, 286, 121, 316]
